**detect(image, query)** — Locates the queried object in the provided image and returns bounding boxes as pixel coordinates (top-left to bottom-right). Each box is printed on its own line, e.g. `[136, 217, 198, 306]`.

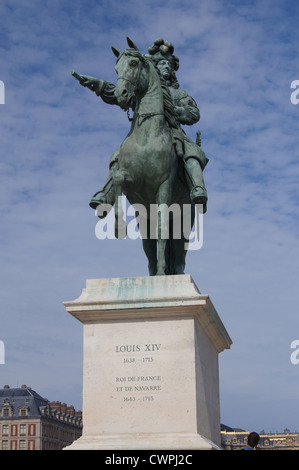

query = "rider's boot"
[89, 174, 115, 218]
[184, 157, 208, 213]
[89, 150, 119, 216]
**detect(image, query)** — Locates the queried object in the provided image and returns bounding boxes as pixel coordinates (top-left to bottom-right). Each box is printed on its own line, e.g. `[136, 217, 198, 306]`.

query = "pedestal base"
[64, 432, 220, 450]
[63, 275, 231, 450]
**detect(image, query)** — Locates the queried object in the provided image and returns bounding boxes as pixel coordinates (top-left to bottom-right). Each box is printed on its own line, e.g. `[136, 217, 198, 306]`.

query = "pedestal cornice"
[63, 274, 232, 353]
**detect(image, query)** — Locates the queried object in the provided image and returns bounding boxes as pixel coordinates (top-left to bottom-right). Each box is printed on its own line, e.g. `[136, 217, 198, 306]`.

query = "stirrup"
[89, 191, 104, 209]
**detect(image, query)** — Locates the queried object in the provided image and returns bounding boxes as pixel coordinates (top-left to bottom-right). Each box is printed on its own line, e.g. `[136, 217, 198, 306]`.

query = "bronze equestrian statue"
[71, 38, 208, 275]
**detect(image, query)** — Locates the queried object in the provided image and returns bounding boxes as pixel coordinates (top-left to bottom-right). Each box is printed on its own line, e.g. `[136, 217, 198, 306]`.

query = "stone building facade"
[0, 385, 82, 450]
[221, 425, 299, 450]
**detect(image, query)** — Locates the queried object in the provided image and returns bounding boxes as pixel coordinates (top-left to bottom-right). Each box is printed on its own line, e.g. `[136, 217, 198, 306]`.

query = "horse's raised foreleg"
[113, 171, 127, 239]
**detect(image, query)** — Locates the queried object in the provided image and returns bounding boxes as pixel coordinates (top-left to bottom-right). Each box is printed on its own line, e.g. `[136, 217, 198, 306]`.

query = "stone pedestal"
[63, 275, 231, 450]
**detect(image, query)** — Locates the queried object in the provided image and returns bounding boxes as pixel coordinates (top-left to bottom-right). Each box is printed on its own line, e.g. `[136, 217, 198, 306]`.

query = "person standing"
[243, 432, 260, 450]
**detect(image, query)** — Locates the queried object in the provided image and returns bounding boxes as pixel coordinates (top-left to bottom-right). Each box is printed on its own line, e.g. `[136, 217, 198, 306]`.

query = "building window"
[28, 424, 36, 436]
[1, 400, 13, 417]
[1, 425, 9, 436]
[11, 425, 18, 437]
[20, 424, 27, 435]
[19, 407, 29, 417]
[19, 440, 26, 450]
[2, 407, 13, 417]
[28, 440, 35, 450]
[2, 440, 9, 450]
[10, 440, 17, 450]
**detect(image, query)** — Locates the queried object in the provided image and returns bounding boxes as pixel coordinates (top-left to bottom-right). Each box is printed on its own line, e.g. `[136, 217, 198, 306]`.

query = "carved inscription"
[116, 343, 161, 353]
[114, 343, 163, 402]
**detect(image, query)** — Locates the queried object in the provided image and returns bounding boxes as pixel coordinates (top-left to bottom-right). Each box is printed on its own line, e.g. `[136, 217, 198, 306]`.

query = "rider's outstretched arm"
[71, 71, 118, 105]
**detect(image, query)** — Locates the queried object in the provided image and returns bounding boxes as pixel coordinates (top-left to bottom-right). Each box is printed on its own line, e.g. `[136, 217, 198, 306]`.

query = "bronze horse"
[72, 38, 198, 275]
[110, 38, 195, 275]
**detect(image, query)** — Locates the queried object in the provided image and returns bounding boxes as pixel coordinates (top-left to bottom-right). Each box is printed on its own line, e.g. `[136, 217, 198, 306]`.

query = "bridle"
[116, 51, 144, 93]
[116, 52, 164, 122]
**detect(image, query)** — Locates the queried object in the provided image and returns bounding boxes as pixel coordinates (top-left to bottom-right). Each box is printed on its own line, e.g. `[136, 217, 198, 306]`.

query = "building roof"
[0, 385, 48, 418]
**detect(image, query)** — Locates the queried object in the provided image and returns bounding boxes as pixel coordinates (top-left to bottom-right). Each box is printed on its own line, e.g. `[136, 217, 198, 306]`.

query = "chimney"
[60, 403, 67, 414]
[66, 405, 75, 416]
[49, 401, 61, 412]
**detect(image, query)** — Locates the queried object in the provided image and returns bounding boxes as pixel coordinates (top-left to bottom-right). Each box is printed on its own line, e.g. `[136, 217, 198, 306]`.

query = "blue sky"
[0, 0, 299, 434]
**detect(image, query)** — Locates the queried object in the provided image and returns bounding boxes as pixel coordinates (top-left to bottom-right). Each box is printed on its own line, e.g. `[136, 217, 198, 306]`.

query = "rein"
[126, 110, 164, 122]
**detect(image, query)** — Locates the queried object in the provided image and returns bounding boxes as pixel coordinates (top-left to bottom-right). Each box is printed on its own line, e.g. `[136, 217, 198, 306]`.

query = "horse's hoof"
[115, 223, 127, 239]
[156, 270, 166, 276]
[148, 266, 157, 276]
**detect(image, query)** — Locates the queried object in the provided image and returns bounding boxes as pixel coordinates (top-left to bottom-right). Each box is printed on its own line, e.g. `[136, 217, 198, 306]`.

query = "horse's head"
[112, 37, 149, 110]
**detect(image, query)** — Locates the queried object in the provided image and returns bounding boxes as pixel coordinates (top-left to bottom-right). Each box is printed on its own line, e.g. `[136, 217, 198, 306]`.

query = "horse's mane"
[153, 63, 180, 129]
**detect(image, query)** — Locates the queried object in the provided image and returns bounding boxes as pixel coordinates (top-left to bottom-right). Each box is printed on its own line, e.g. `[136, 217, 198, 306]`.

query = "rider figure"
[148, 38, 208, 212]
[84, 38, 208, 213]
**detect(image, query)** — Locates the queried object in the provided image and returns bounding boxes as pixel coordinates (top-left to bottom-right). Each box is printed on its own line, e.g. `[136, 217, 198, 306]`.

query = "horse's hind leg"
[137, 212, 157, 276]
[172, 239, 187, 274]
[142, 239, 157, 276]
[172, 204, 195, 274]
[156, 180, 173, 275]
